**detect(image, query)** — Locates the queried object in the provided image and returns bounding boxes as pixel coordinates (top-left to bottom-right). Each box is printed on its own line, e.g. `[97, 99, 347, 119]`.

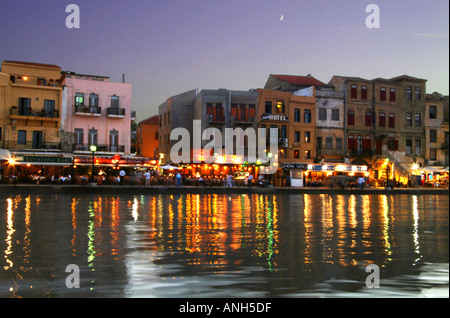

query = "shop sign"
[261, 114, 289, 121]
[23, 156, 72, 164]
[281, 163, 307, 170]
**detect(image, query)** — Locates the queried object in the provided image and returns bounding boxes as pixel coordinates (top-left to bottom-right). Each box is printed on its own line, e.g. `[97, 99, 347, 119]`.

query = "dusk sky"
[1, 0, 448, 121]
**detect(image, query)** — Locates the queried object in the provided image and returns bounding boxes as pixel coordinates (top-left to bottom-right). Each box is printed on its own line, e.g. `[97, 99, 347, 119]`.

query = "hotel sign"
[261, 114, 289, 121]
[281, 163, 307, 170]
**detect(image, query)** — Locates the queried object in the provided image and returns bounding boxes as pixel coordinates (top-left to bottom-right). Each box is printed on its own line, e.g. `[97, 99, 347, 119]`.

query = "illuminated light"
[349, 172, 355, 176]
[23, 76, 28, 81]
[323, 165, 328, 171]
[73, 165, 77, 168]
[352, 166, 358, 171]
[411, 163, 419, 171]
[307, 165, 313, 170]
[90, 144, 97, 152]
[27, 163, 31, 167]
[268, 153, 273, 158]
[364, 172, 370, 177]
[74, 159, 79, 163]
[8, 158, 16, 166]
[335, 165, 345, 172]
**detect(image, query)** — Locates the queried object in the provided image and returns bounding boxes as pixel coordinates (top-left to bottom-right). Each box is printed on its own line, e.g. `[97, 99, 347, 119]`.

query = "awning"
[0, 149, 12, 161]
[422, 167, 449, 173]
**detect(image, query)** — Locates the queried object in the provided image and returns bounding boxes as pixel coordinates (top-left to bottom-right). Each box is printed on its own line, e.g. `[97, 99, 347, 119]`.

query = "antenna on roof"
[122, 74, 125, 83]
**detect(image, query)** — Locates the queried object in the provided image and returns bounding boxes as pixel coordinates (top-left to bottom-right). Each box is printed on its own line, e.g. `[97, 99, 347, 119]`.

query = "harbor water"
[0, 192, 448, 298]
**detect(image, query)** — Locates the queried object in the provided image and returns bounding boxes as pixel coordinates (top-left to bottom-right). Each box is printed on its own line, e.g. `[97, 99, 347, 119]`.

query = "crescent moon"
[280, 15, 284, 21]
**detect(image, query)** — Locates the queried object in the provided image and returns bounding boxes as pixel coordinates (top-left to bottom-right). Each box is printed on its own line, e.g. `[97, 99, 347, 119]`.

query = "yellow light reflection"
[412, 195, 421, 264]
[4, 198, 15, 271]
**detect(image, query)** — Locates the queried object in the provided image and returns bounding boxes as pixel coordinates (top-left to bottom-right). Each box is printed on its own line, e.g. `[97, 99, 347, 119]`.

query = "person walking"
[248, 174, 253, 187]
[144, 170, 151, 186]
[358, 176, 365, 189]
[119, 169, 126, 186]
[175, 172, 182, 187]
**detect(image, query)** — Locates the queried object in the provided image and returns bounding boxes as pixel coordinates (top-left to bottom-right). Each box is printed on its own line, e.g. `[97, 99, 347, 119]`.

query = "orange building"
[136, 115, 159, 158]
[256, 88, 316, 186]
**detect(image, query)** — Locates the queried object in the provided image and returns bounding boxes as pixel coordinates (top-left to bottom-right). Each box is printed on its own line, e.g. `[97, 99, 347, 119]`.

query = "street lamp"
[90, 144, 97, 184]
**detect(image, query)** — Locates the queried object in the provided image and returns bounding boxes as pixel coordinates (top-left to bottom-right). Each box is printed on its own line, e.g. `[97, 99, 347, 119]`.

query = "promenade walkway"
[1, 184, 448, 195]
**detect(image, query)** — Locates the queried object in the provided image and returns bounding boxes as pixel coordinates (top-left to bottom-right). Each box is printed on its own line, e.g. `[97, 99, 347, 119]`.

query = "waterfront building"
[329, 75, 427, 186]
[136, 115, 159, 159]
[256, 88, 316, 186]
[425, 92, 449, 166]
[60, 71, 135, 156]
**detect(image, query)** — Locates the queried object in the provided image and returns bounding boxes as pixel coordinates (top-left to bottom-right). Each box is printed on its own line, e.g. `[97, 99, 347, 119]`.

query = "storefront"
[410, 165, 449, 188]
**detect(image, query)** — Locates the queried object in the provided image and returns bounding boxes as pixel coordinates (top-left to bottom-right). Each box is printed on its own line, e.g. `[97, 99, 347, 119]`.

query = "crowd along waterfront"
[0, 191, 448, 298]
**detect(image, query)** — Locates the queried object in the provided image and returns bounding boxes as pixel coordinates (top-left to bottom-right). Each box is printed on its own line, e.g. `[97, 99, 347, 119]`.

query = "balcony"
[4, 141, 60, 151]
[10, 107, 59, 121]
[106, 107, 125, 118]
[74, 105, 102, 116]
[231, 116, 254, 125]
[206, 114, 225, 124]
[73, 144, 125, 153]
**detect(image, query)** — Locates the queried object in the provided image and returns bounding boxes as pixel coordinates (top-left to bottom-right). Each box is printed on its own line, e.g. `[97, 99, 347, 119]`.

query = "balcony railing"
[10, 107, 59, 119]
[73, 144, 125, 153]
[74, 105, 102, 115]
[106, 107, 125, 117]
[3, 141, 61, 151]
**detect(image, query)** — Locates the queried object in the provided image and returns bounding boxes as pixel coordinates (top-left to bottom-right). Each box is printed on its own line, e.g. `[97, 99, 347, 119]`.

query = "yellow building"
[0, 60, 63, 151]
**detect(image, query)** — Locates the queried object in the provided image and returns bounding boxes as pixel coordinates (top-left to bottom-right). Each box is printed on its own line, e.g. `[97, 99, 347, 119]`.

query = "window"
[326, 137, 333, 149]
[214, 103, 224, 121]
[319, 108, 327, 121]
[390, 88, 396, 102]
[388, 137, 398, 151]
[265, 101, 272, 114]
[294, 131, 300, 143]
[304, 150, 311, 159]
[110, 130, 119, 151]
[429, 105, 437, 119]
[0, 127, 2, 141]
[380, 87, 386, 101]
[294, 150, 300, 159]
[44, 100, 55, 117]
[207, 103, 213, 117]
[379, 112, 386, 127]
[336, 138, 343, 150]
[276, 101, 285, 113]
[89, 94, 98, 107]
[389, 113, 395, 128]
[18, 130, 27, 145]
[305, 131, 311, 143]
[415, 87, 421, 100]
[406, 86, 412, 100]
[75, 93, 84, 106]
[415, 113, 421, 127]
[430, 149, 437, 161]
[351, 84, 357, 99]
[294, 108, 301, 122]
[280, 125, 287, 139]
[74, 129, 84, 145]
[348, 110, 355, 126]
[248, 105, 255, 119]
[88, 129, 98, 145]
[304, 109, 311, 123]
[364, 135, 371, 150]
[406, 113, 412, 126]
[19, 97, 31, 116]
[331, 109, 339, 121]
[415, 137, 421, 155]
[348, 135, 355, 150]
[111, 96, 119, 109]
[365, 111, 372, 127]
[361, 85, 368, 100]
[430, 129, 437, 143]
[406, 136, 412, 155]
[167, 111, 171, 125]
[239, 104, 247, 121]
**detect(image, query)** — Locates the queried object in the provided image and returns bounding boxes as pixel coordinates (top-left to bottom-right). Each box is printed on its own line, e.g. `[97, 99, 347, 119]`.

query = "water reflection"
[0, 193, 448, 298]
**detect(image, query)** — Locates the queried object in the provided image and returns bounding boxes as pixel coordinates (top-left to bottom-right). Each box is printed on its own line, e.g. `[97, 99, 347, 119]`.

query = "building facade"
[136, 115, 159, 158]
[426, 93, 449, 166]
[0, 61, 63, 152]
[329, 75, 427, 184]
[60, 72, 135, 156]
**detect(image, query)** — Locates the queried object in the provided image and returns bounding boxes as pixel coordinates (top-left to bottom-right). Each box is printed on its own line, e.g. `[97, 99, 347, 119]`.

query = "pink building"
[61, 72, 135, 155]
